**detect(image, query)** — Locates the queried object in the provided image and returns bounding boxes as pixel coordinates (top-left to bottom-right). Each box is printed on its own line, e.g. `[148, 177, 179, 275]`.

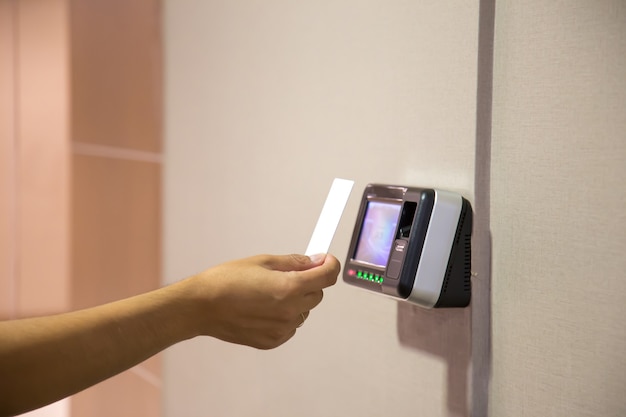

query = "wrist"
[165, 274, 217, 340]
[149, 279, 204, 343]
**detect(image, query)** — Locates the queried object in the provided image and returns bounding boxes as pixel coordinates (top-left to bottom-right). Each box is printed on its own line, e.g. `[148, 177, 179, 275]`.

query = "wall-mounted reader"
[343, 184, 472, 308]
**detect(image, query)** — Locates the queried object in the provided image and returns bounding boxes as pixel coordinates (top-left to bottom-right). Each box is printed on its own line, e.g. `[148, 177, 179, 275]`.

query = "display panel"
[353, 200, 401, 267]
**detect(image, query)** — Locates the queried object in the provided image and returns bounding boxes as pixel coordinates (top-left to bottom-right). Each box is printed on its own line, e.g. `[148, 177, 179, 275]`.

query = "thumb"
[262, 253, 327, 272]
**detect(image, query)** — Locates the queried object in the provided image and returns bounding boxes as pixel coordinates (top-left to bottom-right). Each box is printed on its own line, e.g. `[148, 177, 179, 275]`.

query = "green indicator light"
[369, 273, 373, 280]
[357, 271, 362, 278]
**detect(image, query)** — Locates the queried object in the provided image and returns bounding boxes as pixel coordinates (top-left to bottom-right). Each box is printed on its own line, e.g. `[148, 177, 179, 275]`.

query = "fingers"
[298, 289, 322, 311]
[252, 312, 310, 350]
[248, 327, 298, 350]
[293, 254, 341, 293]
[204, 253, 339, 350]
[260, 253, 326, 272]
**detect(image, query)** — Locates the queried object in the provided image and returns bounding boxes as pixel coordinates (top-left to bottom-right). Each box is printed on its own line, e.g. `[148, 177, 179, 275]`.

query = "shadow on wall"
[397, 303, 471, 417]
[396, 0, 495, 413]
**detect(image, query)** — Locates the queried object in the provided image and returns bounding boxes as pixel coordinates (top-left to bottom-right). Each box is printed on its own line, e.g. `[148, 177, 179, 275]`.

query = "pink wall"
[17, 0, 72, 316]
[0, 0, 17, 320]
[0, 0, 71, 318]
[0, 0, 163, 415]
[68, 2, 163, 412]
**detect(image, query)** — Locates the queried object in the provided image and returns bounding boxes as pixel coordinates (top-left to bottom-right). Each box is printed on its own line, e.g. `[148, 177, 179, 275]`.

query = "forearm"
[0, 280, 199, 416]
[0, 253, 340, 416]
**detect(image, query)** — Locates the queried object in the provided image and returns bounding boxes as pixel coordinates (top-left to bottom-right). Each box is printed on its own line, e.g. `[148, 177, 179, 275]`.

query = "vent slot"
[434, 198, 472, 308]
[441, 207, 469, 294]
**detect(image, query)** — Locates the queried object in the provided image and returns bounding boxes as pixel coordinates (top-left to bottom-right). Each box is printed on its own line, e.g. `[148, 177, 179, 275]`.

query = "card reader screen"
[354, 201, 401, 267]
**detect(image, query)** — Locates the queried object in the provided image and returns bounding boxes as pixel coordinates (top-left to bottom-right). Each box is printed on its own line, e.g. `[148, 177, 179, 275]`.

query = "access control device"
[343, 184, 472, 308]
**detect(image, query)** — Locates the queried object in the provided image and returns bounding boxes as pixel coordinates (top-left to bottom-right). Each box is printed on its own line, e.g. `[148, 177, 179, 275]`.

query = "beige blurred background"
[1, 1, 625, 417]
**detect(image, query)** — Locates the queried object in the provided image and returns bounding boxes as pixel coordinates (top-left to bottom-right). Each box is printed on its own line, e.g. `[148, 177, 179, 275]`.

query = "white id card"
[305, 178, 354, 256]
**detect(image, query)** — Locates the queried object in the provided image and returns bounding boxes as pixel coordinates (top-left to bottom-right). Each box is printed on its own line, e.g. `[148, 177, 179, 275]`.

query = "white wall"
[164, 1, 626, 416]
[163, 1, 480, 416]
[490, 2, 626, 416]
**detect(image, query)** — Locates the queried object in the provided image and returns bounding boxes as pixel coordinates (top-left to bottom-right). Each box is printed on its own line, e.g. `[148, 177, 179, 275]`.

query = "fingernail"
[309, 253, 327, 264]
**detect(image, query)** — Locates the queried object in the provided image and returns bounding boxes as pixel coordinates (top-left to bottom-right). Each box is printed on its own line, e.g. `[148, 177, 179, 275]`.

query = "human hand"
[182, 253, 340, 349]
[0, 253, 338, 415]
